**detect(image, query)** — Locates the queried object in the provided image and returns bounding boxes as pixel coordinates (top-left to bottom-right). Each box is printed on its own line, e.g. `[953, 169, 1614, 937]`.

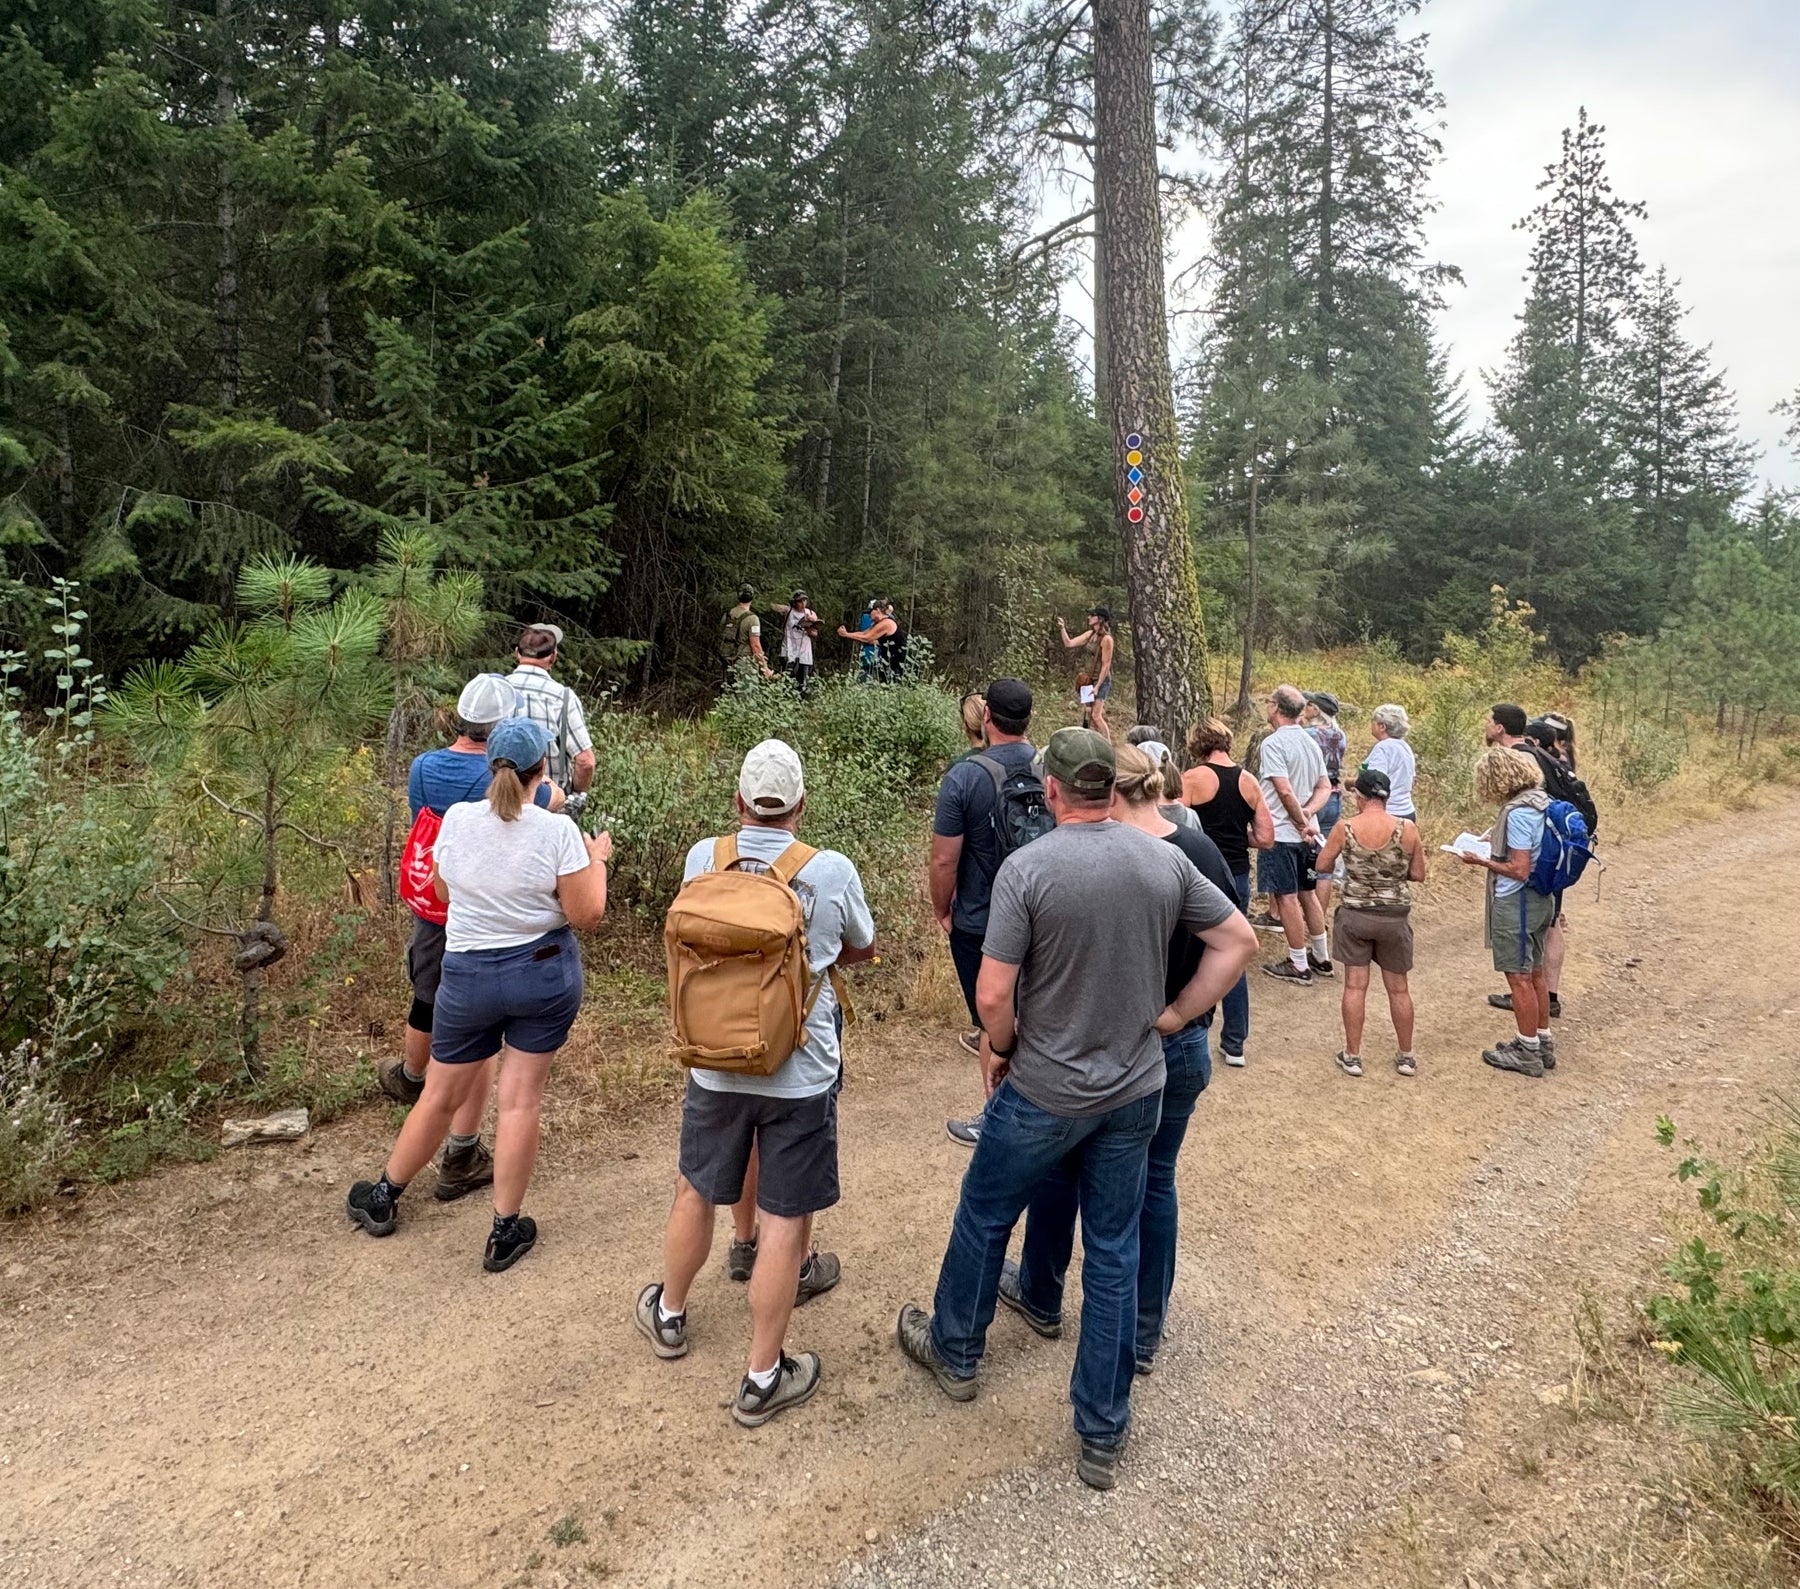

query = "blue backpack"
[1526, 799, 1595, 896]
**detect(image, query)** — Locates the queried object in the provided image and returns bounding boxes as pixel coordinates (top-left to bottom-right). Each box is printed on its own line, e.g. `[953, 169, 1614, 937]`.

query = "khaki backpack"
[664, 835, 850, 1075]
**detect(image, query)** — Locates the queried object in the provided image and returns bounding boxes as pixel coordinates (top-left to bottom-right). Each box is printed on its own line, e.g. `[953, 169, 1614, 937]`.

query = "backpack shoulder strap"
[769, 839, 818, 885]
[714, 834, 739, 872]
[970, 752, 1006, 801]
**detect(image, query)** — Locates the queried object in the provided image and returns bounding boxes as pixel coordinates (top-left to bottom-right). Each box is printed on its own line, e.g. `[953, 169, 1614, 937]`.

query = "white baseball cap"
[456, 673, 517, 726]
[738, 739, 805, 817]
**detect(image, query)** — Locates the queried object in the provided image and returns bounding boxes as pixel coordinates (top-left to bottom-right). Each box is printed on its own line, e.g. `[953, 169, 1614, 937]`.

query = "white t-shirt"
[434, 800, 591, 952]
[782, 608, 815, 666]
[1365, 737, 1417, 818]
[1258, 724, 1328, 844]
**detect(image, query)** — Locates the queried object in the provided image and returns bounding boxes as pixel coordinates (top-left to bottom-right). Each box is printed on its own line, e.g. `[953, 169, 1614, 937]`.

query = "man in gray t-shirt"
[897, 729, 1252, 1489]
[1256, 684, 1333, 985]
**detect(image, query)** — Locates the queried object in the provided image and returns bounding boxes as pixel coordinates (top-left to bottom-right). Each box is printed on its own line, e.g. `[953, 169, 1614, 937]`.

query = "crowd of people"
[345, 608, 1597, 1491]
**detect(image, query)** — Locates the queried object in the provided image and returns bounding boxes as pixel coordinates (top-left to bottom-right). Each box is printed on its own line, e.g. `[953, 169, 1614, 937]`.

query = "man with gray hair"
[1258, 685, 1333, 984]
[1365, 703, 1416, 820]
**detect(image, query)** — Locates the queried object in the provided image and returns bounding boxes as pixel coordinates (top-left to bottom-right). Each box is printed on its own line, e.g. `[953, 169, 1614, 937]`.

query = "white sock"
[1537, 1029, 1552, 1041]
[746, 1361, 781, 1391]
[1516, 1034, 1540, 1050]
[1289, 947, 1309, 972]
[658, 1296, 684, 1324]
[1309, 934, 1329, 962]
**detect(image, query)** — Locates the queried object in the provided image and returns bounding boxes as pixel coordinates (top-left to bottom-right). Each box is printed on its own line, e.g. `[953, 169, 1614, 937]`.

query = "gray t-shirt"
[982, 822, 1236, 1119]
[1258, 723, 1327, 843]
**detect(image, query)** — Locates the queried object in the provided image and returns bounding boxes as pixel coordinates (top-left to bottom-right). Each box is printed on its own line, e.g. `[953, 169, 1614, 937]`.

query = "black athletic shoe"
[1262, 960, 1314, 987]
[996, 1259, 1063, 1338]
[1077, 1438, 1124, 1490]
[726, 1233, 758, 1282]
[346, 1179, 398, 1236]
[1307, 953, 1336, 978]
[483, 1214, 537, 1272]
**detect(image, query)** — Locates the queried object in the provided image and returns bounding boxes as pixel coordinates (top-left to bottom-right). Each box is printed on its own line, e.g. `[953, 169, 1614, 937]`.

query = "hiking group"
[343, 605, 1597, 1492]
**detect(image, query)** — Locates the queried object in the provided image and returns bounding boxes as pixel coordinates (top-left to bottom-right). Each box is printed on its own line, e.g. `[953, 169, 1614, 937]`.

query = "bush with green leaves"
[1, 1040, 74, 1214]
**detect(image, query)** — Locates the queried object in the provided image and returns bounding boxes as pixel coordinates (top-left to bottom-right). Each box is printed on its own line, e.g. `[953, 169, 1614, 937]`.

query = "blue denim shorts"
[1258, 840, 1308, 897]
[432, 927, 583, 1065]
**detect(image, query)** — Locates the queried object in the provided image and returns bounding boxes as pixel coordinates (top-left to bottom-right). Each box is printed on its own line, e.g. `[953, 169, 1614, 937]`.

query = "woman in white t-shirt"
[348, 717, 611, 1271]
[1364, 703, 1417, 820]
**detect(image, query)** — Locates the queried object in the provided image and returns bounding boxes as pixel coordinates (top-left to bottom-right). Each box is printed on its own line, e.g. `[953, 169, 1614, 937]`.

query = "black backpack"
[973, 753, 1054, 858]
[1529, 744, 1599, 836]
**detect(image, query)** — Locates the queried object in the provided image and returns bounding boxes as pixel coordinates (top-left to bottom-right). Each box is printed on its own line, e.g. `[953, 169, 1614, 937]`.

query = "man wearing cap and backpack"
[720, 587, 775, 684]
[929, 680, 1050, 1148]
[507, 625, 596, 797]
[896, 728, 1254, 1491]
[637, 739, 877, 1428]
[382, 674, 563, 1198]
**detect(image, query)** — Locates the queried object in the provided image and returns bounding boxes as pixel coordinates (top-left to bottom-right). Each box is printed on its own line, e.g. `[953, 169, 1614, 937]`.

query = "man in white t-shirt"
[1257, 684, 1333, 985]
[636, 740, 876, 1429]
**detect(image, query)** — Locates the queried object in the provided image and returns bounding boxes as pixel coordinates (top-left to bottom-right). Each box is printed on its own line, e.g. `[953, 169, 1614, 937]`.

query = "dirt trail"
[3, 799, 1798, 1589]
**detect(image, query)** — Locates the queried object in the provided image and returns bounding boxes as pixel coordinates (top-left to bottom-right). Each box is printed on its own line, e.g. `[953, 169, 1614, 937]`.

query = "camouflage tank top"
[1340, 821, 1411, 915]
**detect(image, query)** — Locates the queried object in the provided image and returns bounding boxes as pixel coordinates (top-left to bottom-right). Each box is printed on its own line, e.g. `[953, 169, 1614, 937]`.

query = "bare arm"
[1245, 772, 1276, 849]
[1403, 821, 1427, 883]
[570, 749, 595, 794]
[929, 833, 963, 932]
[1156, 913, 1259, 1034]
[836, 940, 878, 966]
[555, 831, 613, 931]
[1180, 764, 1217, 807]
[975, 957, 1021, 1095]
[1303, 774, 1331, 820]
[1269, 775, 1307, 833]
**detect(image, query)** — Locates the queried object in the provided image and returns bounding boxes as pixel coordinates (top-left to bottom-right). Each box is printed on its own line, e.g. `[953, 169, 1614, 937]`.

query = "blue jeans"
[1320, 790, 1342, 836]
[1016, 1026, 1211, 1370]
[1220, 871, 1251, 1055]
[929, 1080, 1161, 1446]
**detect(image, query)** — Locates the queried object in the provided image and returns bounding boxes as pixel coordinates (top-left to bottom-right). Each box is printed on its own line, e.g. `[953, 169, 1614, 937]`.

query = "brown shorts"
[1332, 907, 1414, 973]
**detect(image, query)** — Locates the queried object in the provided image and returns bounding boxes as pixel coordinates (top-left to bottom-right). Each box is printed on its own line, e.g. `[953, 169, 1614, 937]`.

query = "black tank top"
[1192, 761, 1254, 875]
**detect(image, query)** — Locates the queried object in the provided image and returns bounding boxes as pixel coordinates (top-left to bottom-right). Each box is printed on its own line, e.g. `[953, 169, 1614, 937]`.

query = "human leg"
[1545, 913, 1567, 1002]
[1503, 971, 1541, 1037]
[1341, 965, 1370, 1057]
[660, 1177, 716, 1313]
[746, 1212, 811, 1373]
[1136, 1029, 1208, 1364]
[386, 1059, 486, 1185]
[1275, 890, 1306, 951]
[492, 1048, 554, 1217]
[1014, 1153, 1081, 1320]
[948, 927, 985, 1028]
[731, 1144, 760, 1245]
[1220, 873, 1251, 1058]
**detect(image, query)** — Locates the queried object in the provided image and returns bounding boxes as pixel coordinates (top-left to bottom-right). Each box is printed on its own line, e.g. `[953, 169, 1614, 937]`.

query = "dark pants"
[1220, 870, 1251, 1054]
[928, 1080, 1160, 1446]
[789, 660, 813, 697]
[1016, 1025, 1211, 1368]
[948, 927, 985, 1027]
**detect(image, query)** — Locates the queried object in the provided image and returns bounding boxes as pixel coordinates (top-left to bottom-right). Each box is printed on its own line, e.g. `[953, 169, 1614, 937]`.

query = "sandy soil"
[3, 797, 1797, 1589]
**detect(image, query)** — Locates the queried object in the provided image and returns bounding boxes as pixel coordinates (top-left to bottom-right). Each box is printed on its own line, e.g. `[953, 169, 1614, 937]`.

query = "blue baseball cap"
[486, 716, 550, 770]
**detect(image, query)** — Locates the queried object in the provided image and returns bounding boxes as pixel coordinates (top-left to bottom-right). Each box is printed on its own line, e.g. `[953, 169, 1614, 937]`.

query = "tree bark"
[215, 0, 240, 418]
[1235, 451, 1260, 717]
[1094, 0, 1211, 744]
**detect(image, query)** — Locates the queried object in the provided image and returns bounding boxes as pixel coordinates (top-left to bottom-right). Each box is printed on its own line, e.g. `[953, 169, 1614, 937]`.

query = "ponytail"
[1112, 743, 1161, 807]
[486, 756, 546, 821]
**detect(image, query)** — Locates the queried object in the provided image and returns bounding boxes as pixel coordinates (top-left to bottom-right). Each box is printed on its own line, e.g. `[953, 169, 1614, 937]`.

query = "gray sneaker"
[996, 1259, 1063, 1338]
[1263, 960, 1314, 987]
[635, 1282, 689, 1359]
[896, 1303, 978, 1401]
[1395, 1052, 1417, 1078]
[1481, 1038, 1545, 1078]
[946, 1109, 984, 1148]
[1538, 1032, 1557, 1071]
[726, 1233, 758, 1281]
[1334, 1050, 1364, 1078]
[732, 1351, 822, 1427]
[795, 1250, 841, 1305]
[957, 1029, 981, 1057]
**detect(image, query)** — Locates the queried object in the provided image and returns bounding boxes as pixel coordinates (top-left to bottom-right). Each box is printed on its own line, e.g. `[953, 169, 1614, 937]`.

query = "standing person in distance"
[383, 675, 563, 1208]
[638, 740, 875, 1428]
[836, 599, 896, 685]
[772, 589, 820, 698]
[1465, 745, 1555, 1078]
[1364, 705, 1417, 822]
[1181, 717, 1274, 1065]
[348, 717, 611, 1270]
[719, 586, 775, 683]
[1058, 606, 1115, 738]
[930, 681, 1045, 1147]
[506, 625, 596, 798]
[994, 744, 1255, 1386]
[896, 729, 1251, 1492]
[1314, 766, 1425, 1078]
[1303, 691, 1348, 912]
[1124, 726, 1199, 831]
[1257, 685, 1334, 985]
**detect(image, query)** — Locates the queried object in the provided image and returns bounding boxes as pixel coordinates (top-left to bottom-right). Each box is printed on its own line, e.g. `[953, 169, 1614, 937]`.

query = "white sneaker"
[1223, 1047, 1247, 1068]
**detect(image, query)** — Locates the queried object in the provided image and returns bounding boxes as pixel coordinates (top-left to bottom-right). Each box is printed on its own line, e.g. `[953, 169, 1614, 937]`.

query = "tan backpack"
[664, 835, 849, 1075]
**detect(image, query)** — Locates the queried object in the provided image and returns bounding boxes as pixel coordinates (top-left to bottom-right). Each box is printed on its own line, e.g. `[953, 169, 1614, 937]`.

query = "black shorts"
[406, 916, 447, 1004]
[678, 1079, 840, 1218]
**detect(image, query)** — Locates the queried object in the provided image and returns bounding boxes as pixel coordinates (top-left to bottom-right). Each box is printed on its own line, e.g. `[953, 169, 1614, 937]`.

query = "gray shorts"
[406, 916, 447, 1003]
[1489, 889, 1557, 974]
[678, 1079, 840, 1218]
[1333, 907, 1414, 973]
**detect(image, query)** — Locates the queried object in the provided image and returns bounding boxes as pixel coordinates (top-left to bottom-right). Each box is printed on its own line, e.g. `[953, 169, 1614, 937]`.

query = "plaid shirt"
[505, 665, 591, 783]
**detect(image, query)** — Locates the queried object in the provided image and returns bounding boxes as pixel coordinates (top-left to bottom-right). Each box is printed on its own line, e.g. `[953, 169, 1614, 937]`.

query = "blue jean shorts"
[1257, 840, 1309, 897]
[432, 927, 583, 1065]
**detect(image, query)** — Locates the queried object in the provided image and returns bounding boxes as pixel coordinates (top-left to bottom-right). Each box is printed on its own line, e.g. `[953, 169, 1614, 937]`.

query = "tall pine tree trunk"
[214, 0, 240, 499]
[816, 215, 847, 513]
[1092, 160, 1111, 432]
[1236, 452, 1261, 717]
[1094, 0, 1211, 744]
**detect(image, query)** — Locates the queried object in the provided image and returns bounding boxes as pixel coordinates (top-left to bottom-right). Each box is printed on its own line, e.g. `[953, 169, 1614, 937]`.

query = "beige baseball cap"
[738, 739, 805, 817]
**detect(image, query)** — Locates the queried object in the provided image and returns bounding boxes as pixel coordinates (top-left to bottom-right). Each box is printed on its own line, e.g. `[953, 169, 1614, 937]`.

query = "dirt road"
[4, 799, 1797, 1589]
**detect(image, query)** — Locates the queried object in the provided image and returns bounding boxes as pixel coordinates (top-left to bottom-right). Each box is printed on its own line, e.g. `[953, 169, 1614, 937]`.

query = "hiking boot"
[1396, 1052, 1417, 1078]
[1222, 1045, 1246, 1068]
[957, 1029, 981, 1058]
[1334, 1050, 1363, 1078]
[896, 1303, 977, 1402]
[1262, 960, 1313, 987]
[996, 1259, 1062, 1339]
[377, 1057, 425, 1106]
[1307, 953, 1336, 978]
[945, 1109, 984, 1148]
[1538, 1032, 1557, 1072]
[1134, 1356, 1154, 1377]
[1481, 1038, 1545, 1078]
[1076, 1435, 1126, 1491]
[1488, 992, 1563, 1018]
[726, 1233, 758, 1282]
[434, 1139, 495, 1202]
[483, 1214, 537, 1273]
[795, 1250, 841, 1305]
[346, 1179, 398, 1236]
[635, 1282, 690, 1359]
[732, 1351, 823, 1428]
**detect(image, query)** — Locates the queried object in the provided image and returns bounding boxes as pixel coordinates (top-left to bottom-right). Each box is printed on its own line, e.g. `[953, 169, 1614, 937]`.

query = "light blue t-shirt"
[1492, 804, 1545, 898]
[680, 827, 875, 1098]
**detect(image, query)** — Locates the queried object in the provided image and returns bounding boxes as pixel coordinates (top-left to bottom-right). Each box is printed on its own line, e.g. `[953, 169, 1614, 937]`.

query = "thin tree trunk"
[1316, 0, 1335, 377]
[214, 0, 240, 508]
[55, 407, 76, 544]
[1094, 0, 1211, 745]
[1235, 453, 1260, 716]
[859, 344, 876, 549]
[815, 206, 848, 514]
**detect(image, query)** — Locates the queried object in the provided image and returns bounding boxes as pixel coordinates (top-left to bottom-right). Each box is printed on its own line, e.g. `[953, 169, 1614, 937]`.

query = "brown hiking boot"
[434, 1139, 495, 1202]
[378, 1056, 426, 1106]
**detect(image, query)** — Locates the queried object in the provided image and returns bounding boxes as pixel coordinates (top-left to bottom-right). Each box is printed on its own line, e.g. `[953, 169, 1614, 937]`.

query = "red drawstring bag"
[398, 806, 448, 924]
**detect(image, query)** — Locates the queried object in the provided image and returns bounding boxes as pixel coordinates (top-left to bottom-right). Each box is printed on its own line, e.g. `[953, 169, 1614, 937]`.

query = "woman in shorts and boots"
[1180, 717, 1273, 1065]
[1315, 766, 1425, 1077]
[1058, 606, 1115, 738]
[347, 718, 611, 1269]
[1463, 746, 1555, 1078]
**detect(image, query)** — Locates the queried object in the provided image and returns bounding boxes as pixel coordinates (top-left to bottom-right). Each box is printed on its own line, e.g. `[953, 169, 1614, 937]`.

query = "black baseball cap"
[1353, 765, 1391, 800]
[984, 678, 1033, 721]
[1088, 604, 1112, 622]
[1305, 690, 1341, 718]
[737, 584, 755, 602]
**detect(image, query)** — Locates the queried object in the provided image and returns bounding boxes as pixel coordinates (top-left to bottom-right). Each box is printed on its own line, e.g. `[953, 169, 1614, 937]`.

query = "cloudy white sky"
[1057, 0, 1800, 490]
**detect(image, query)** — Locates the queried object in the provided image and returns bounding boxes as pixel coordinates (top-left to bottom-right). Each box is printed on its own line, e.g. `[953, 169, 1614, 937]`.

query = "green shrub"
[1615, 722, 1685, 792]
[0, 1040, 73, 1214]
